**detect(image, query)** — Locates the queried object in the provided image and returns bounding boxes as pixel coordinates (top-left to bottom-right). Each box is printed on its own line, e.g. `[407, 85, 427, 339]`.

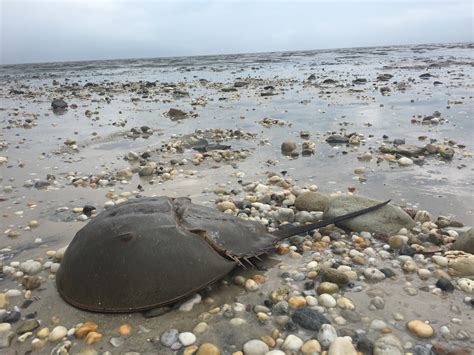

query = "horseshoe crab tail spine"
[272, 199, 391, 240]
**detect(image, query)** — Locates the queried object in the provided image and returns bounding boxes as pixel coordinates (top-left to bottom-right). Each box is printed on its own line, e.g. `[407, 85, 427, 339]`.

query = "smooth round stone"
[288, 296, 307, 308]
[318, 323, 338, 348]
[306, 295, 318, 306]
[328, 336, 357, 355]
[418, 269, 431, 280]
[388, 235, 405, 249]
[432, 256, 448, 267]
[230, 318, 246, 326]
[318, 294, 336, 308]
[178, 332, 196, 346]
[398, 157, 414, 166]
[336, 297, 355, 310]
[458, 278, 473, 293]
[301, 339, 321, 354]
[370, 319, 387, 330]
[160, 329, 179, 347]
[266, 351, 285, 355]
[245, 279, 260, 292]
[407, 320, 434, 338]
[197, 343, 221, 355]
[242, 339, 269, 354]
[49, 326, 67, 342]
[281, 334, 304, 351]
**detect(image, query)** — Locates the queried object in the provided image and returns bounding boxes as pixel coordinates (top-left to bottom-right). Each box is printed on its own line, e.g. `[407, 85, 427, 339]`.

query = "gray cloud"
[1, 0, 472, 64]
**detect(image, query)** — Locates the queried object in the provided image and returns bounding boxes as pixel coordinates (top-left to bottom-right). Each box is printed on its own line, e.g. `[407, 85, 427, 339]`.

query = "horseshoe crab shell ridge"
[56, 196, 389, 312]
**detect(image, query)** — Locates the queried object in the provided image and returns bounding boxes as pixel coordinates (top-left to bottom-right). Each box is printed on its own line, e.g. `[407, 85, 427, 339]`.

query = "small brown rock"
[85, 331, 103, 345]
[75, 322, 98, 338]
[197, 343, 221, 355]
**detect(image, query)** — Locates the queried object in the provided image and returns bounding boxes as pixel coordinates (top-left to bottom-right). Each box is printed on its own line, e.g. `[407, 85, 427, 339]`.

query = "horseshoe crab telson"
[56, 196, 389, 312]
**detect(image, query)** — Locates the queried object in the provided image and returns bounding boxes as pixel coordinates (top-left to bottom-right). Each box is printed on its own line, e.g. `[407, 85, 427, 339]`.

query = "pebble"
[160, 329, 179, 347]
[281, 334, 304, 351]
[407, 320, 434, 338]
[245, 279, 260, 292]
[0, 323, 13, 349]
[336, 297, 355, 310]
[328, 336, 357, 355]
[364, 268, 386, 282]
[110, 336, 125, 347]
[179, 294, 201, 311]
[19, 260, 42, 275]
[318, 323, 338, 348]
[373, 334, 404, 355]
[197, 343, 220, 355]
[398, 157, 414, 166]
[75, 322, 98, 338]
[242, 339, 269, 354]
[16, 319, 39, 334]
[317, 282, 339, 294]
[436, 278, 455, 292]
[288, 296, 306, 308]
[301, 339, 321, 354]
[85, 331, 102, 345]
[179, 332, 196, 346]
[37, 327, 49, 338]
[318, 293, 336, 308]
[292, 308, 330, 331]
[49, 325, 68, 342]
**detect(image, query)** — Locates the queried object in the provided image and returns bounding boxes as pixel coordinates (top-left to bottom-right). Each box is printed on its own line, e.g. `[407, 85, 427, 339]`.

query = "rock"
[439, 146, 455, 160]
[281, 334, 304, 351]
[160, 329, 179, 347]
[407, 320, 434, 338]
[326, 135, 349, 144]
[325, 195, 415, 234]
[19, 260, 42, 275]
[16, 319, 39, 334]
[244, 279, 260, 292]
[51, 99, 68, 110]
[167, 108, 187, 120]
[85, 331, 102, 345]
[193, 322, 208, 334]
[0, 323, 13, 349]
[317, 282, 339, 294]
[288, 296, 306, 309]
[118, 324, 132, 336]
[179, 332, 196, 346]
[75, 322, 98, 338]
[275, 208, 294, 223]
[242, 339, 269, 354]
[457, 278, 473, 293]
[295, 192, 330, 212]
[452, 227, 474, 253]
[396, 144, 425, 157]
[281, 141, 297, 155]
[449, 255, 474, 276]
[22, 276, 41, 290]
[216, 201, 236, 212]
[179, 294, 201, 311]
[436, 278, 455, 292]
[398, 157, 414, 166]
[110, 337, 125, 347]
[328, 336, 357, 355]
[320, 268, 349, 285]
[336, 297, 355, 310]
[49, 326, 68, 342]
[197, 343, 221, 355]
[51, 340, 72, 354]
[318, 294, 336, 308]
[301, 339, 321, 354]
[364, 268, 386, 282]
[318, 324, 338, 348]
[0, 294, 9, 309]
[373, 334, 404, 355]
[292, 308, 330, 331]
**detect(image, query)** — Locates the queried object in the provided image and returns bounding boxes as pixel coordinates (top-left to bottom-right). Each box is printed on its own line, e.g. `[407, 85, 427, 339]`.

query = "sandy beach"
[0, 42, 473, 354]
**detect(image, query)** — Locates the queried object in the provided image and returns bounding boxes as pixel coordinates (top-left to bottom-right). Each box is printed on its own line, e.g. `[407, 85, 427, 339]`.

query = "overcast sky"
[1, 0, 472, 64]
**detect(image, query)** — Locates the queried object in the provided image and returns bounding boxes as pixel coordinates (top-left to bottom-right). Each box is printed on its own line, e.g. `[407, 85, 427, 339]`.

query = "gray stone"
[160, 329, 179, 347]
[452, 227, 474, 254]
[324, 195, 415, 234]
[318, 324, 338, 348]
[281, 141, 297, 155]
[292, 308, 330, 331]
[373, 334, 403, 355]
[295, 192, 330, 212]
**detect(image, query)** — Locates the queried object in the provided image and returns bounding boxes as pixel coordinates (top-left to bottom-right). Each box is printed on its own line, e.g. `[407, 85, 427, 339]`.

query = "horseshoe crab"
[56, 196, 389, 312]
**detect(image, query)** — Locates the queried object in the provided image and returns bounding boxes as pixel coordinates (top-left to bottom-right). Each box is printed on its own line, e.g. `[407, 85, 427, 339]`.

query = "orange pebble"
[85, 331, 103, 345]
[119, 324, 132, 336]
[75, 322, 98, 338]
